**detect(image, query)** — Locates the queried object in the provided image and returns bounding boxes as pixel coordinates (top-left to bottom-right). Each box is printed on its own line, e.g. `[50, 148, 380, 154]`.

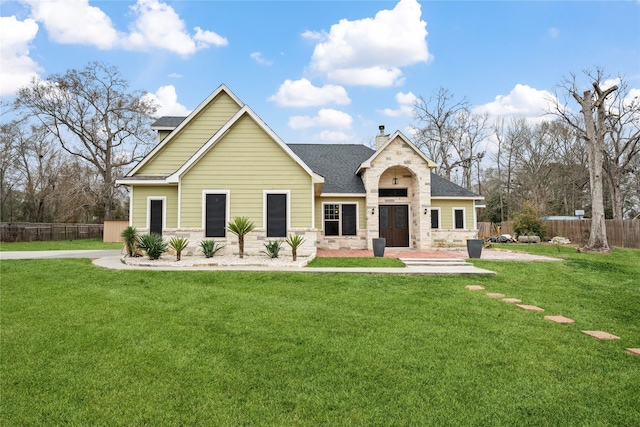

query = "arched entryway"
[377, 166, 417, 248]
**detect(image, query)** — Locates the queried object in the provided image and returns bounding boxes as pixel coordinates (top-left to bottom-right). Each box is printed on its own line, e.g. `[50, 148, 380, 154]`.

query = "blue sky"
[2, 0, 639, 146]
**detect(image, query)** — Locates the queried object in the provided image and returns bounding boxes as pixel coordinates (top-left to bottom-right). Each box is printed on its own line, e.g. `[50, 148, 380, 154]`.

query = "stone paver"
[544, 315, 575, 324]
[581, 331, 620, 340]
[486, 293, 505, 298]
[466, 285, 485, 291]
[626, 348, 640, 356]
[502, 298, 521, 303]
[516, 304, 544, 312]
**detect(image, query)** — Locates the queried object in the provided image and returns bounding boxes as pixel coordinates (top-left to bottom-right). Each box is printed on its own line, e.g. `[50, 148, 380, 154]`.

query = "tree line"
[1, 62, 638, 251]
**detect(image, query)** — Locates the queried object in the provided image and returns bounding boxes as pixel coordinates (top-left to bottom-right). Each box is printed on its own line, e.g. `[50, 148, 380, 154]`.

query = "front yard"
[1, 247, 639, 426]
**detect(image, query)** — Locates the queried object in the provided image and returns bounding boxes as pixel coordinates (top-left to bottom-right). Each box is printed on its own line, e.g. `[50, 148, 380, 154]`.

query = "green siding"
[137, 92, 241, 175]
[315, 197, 366, 230]
[132, 186, 179, 229]
[431, 199, 476, 229]
[180, 114, 313, 228]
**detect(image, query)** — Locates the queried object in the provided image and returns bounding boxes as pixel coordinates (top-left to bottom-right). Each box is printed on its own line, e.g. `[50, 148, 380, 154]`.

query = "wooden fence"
[103, 220, 129, 243]
[0, 222, 103, 242]
[478, 220, 640, 249]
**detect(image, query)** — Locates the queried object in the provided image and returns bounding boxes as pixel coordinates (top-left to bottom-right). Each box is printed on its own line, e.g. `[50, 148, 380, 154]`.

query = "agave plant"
[285, 234, 306, 261]
[227, 217, 255, 259]
[261, 240, 282, 259]
[120, 226, 139, 257]
[138, 233, 168, 260]
[200, 240, 225, 258]
[168, 236, 189, 261]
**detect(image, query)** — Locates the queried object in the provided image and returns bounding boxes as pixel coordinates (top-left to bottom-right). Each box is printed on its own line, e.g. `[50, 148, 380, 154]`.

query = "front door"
[379, 205, 409, 247]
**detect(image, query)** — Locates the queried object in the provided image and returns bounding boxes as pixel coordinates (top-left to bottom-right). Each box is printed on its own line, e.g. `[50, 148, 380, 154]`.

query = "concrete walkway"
[1, 247, 561, 275]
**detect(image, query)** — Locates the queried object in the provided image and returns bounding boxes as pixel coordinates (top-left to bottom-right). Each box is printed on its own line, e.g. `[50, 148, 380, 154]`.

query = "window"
[266, 193, 287, 237]
[205, 193, 226, 237]
[430, 208, 440, 229]
[324, 203, 357, 236]
[379, 188, 408, 197]
[147, 197, 166, 235]
[454, 208, 465, 229]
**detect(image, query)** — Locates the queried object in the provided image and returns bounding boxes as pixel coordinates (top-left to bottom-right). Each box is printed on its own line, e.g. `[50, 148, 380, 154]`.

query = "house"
[116, 84, 484, 257]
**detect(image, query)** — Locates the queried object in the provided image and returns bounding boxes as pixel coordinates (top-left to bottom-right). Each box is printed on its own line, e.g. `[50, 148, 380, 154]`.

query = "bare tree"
[602, 79, 640, 219]
[551, 68, 617, 252]
[0, 120, 21, 221]
[14, 61, 157, 220]
[412, 87, 470, 181]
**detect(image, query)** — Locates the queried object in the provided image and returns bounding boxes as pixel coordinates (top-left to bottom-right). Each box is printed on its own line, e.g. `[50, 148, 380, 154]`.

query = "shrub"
[513, 203, 546, 240]
[227, 217, 256, 259]
[261, 240, 282, 259]
[200, 240, 225, 258]
[138, 233, 168, 260]
[120, 226, 139, 257]
[168, 237, 189, 261]
[285, 234, 306, 261]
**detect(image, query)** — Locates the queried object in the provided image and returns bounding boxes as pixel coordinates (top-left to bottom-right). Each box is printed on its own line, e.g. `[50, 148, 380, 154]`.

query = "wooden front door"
[379, 205, 409, 247]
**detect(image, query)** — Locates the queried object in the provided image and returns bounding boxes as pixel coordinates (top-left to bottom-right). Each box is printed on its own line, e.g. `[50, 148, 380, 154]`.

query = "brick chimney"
[375, 125, 389, 150]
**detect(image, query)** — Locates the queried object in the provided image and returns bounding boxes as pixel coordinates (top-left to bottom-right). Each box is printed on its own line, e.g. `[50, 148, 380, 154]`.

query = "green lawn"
[1, 248, 639, 426]
[0, 238, 123, 251]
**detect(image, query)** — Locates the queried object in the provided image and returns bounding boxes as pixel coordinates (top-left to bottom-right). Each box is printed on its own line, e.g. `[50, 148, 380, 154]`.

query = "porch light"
[392, 167, 398, 185]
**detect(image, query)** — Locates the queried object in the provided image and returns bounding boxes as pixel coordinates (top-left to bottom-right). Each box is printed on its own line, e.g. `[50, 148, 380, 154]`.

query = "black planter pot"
[373, 238, 386, 257]
[466, 239, 483, 259]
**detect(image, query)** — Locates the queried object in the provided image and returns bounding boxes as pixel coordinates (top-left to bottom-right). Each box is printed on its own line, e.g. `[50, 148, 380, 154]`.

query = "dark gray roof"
[288, 144, 375, 194]
[430, 173, 481, 198]
[151, 116, 187, 128]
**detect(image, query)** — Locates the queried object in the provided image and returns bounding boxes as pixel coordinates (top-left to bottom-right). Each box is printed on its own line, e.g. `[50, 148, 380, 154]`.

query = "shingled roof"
[288, 144, 375, 194]
[151, 116, 187, 128]
[430, 173, 481, 198]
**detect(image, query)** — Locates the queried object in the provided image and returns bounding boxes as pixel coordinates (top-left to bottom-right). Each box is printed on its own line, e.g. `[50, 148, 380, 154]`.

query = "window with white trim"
[266, 193, 287, 237]
[324, 203, 357, 236]
[430, 208, 440, 229]
[453, 208, 465, 229]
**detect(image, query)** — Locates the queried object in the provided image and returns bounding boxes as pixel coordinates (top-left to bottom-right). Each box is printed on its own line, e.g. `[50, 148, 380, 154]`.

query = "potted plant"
[466, 237, 483, 259]
[372, 237, 386, 257]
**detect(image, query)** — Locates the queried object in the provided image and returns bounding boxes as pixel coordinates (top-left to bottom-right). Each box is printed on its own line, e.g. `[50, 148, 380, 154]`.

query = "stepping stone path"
[466, 285, 638, 355]
[516, 304, 544, 312]
[582, 330, 620, 340]
[544, 315, 575, 324]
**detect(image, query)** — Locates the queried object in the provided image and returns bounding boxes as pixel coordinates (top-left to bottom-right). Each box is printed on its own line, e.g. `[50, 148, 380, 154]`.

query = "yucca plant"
[120, 226, 139, 257]
[137, 233, 168, 260]
[168, 236, 189, 261]
[285, 234, 306, 261]
[227, 217, 255, 259]
[261, 240, 282, 259]
[200, 240, 225, 258]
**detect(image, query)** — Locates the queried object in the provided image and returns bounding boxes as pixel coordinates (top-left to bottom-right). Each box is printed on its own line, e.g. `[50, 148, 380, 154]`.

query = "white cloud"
[473, 84, 555, 119]
[168, 73, 183, 78]
[269, 78, 351, 107]
[314, 129, 354, 143]
[548, 27, 559, 38]
[125, 0, 227, 55]
[250, 52, 273, 66]
[0, 15, 42, 96]
[143, 85, 191, 116]
[309, 0, 431, 87]
[21, 0, 226, 56]
[288, 108, 353, 130]
[379, 91, 417, 117]
[24, 0, 120, 49]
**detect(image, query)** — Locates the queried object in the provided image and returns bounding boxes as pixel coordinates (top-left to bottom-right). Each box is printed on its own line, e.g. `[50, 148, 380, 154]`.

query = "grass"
[307, 257, 405, 268]
[0, 238, 123, 251]
[1, 248, 639, 426]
